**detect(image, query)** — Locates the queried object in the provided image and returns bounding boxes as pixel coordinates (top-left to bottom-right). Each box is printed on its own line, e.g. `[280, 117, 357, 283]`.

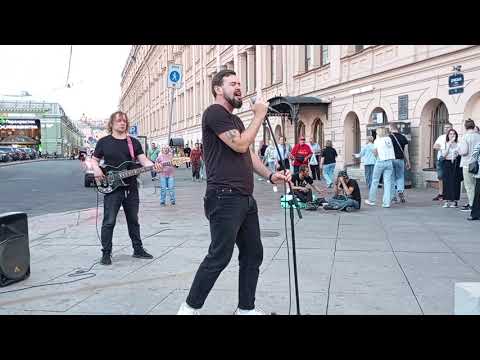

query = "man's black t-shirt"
[93, 135, 144, 188]
[202, 104, 254, 195]
[389, 133, 408, 160]
[321, 147, 337, 165]
[339, 179, 361, 206]
[292, 173, 314, 188]
[184, 147, 191, 156]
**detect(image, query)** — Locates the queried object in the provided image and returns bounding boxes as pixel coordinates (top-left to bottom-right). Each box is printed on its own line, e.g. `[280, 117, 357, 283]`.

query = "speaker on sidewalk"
[0, 212, 31, 287]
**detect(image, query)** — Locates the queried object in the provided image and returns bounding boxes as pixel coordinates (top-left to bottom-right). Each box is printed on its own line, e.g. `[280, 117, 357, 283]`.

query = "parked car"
[0, 146, 19, 161]
[0, 148, 12, 162]
[15, 148, 29, 160]
[20, 147, 37, 159]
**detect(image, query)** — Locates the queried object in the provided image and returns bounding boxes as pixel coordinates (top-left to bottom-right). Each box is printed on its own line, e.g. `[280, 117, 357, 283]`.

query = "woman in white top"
[439, 129, 462, 208]
[365, 127, 396, 208]
[264, 140, 277, 173]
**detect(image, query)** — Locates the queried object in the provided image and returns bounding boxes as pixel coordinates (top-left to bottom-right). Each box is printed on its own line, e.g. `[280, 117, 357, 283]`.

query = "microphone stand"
[263, 114, 302, 315]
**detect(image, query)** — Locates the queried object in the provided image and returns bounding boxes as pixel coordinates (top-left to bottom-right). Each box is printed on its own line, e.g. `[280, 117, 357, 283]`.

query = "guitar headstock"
[170, 157, 191, 166]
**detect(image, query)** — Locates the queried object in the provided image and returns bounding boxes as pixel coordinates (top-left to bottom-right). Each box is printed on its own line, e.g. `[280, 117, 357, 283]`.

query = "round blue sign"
[169, 71, 180, 82]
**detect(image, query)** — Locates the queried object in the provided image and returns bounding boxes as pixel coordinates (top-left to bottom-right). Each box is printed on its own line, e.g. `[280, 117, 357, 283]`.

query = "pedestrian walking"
[308, 137, 321, 181]
[190, 143, 202, 181]
[157, 145, 176, 206]
[320, 140, 337, 188]
[353, 136, 376, 191]
[290, 136, 312, 174]
[433, 124, 453, 201]
[389, 122, 411, 203]
[365, 127, 395, 208]
[458, 119, 480, 212]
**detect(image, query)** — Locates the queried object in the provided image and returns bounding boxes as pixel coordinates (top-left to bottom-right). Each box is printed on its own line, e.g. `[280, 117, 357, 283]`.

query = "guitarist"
[91, 111, 162, 266]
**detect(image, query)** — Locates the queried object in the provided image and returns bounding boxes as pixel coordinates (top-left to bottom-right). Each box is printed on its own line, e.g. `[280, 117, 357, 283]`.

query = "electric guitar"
[95, 157, 190, 194]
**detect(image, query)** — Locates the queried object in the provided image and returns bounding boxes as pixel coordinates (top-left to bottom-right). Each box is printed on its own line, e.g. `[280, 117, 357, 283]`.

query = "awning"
[0, 135, 38, 145]
[267, 96, 330, 142]
[268, 96, 330, 118]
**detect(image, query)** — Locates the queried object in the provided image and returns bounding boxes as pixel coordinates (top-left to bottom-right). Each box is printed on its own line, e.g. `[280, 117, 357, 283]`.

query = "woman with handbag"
[468, 143, 480, 220]
[440, 129, 463, 208]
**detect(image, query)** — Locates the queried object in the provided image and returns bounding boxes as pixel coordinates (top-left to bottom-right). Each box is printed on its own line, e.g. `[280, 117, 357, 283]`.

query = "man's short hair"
[465, 118, 476, 130]
[211, 69, 237, 98]
[299, 165, 309, 173]
[389, 122, 399, 132]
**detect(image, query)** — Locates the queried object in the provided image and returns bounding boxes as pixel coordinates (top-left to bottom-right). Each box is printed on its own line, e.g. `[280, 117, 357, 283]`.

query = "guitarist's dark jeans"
[101, 186, 143, 254]
[186, 189, 263, 310]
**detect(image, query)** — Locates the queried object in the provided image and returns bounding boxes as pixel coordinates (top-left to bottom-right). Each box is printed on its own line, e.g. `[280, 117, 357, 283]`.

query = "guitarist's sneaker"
[132, 248, 153, 259]
[100, 252, 112, 266]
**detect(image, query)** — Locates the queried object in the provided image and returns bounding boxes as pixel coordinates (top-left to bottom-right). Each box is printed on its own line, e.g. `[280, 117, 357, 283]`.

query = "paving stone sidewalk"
[1, 168, 479, 315]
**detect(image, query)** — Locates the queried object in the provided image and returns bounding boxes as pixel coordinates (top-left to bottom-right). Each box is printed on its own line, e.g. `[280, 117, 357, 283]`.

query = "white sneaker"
[442, 202, 450, 208]
[177, 302, 200, 315]
[364, 200, 376, 206]
[234, 307, 266, 315]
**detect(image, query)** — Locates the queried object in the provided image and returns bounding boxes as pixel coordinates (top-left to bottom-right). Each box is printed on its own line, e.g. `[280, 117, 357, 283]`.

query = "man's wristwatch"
[268, 172, 274, 184]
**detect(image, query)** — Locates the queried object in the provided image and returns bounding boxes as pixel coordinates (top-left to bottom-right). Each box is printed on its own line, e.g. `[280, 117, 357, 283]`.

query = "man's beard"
[225, 93, 242, 109]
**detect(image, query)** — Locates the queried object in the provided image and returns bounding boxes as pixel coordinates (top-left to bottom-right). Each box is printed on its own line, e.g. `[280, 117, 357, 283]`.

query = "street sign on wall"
[398, 95, 408, 120]
[167, 64, 183, 89]
[129, 125, 138, 137]
[449, 73, 464, 88]
[448, 72, 464, 95]
[449, 87, 464, 95]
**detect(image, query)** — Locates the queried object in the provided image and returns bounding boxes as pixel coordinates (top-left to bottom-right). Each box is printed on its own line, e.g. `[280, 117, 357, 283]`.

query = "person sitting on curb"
[324, 170, 361, 212]
[290, 165, 328, 207]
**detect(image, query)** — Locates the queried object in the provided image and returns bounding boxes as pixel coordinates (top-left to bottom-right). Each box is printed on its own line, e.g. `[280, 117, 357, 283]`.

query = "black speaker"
[0, 212, 31, 287]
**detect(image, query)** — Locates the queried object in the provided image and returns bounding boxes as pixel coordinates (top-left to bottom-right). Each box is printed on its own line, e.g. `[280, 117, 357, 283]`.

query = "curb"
[0, 158, 74, 168]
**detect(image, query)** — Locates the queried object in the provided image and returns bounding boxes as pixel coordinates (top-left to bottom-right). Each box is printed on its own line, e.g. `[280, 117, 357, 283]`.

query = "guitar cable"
[0, 191, 104, 295]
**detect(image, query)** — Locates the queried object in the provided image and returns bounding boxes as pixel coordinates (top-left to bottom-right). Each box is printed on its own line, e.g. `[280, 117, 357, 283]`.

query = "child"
[156, 146, 176, 206]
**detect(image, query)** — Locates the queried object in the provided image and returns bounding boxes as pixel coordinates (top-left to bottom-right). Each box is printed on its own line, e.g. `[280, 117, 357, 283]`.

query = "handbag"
[468, 160, 479, 175]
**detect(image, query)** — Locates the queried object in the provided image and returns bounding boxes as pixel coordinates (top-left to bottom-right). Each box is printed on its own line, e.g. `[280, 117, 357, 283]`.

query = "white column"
[256, 45, 263, 94]
[192, 47, 196, 129]
[282, 45, 288, 96]
[233, 45, 238, 73]
[247, 47, 255, 94]
[329, 45, 342, 84]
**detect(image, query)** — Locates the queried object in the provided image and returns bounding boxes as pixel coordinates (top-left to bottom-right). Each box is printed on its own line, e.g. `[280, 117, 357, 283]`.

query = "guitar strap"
[126, 135, 136, 161]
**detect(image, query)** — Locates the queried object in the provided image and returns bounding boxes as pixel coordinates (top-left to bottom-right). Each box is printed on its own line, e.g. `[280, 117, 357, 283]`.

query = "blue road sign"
[167, 64, 183, 89]
[129, 125, 138, 136]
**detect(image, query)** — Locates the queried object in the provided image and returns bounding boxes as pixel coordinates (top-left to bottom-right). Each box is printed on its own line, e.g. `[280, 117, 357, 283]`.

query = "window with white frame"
[321, 45, 329, 66]
[305, 45, 313, 71]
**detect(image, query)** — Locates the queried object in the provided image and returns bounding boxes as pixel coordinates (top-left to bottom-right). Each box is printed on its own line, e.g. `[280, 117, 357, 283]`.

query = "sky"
[0, 45, 131, 120]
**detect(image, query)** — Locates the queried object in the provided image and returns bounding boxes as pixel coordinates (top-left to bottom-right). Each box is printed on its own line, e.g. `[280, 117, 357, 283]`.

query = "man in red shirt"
[289, 136, 313, 174]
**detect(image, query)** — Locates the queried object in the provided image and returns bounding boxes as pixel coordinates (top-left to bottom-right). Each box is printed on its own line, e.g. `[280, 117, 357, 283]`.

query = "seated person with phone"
[324, 170, 361, 212]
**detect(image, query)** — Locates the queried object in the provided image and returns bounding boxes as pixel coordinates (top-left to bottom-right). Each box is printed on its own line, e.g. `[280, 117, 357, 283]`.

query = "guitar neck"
[118, 165, 154, 179]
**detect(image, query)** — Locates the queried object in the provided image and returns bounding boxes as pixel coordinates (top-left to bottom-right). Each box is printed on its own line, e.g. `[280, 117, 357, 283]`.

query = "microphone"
[250, 96, 281, 114]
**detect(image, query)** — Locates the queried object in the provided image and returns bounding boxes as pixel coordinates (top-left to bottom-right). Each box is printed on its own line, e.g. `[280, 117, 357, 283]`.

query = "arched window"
[370, 107, 388, 124]
[431, 102, 449, 168]
[312, 118, 324, 148]
[297, 121, 306, 140]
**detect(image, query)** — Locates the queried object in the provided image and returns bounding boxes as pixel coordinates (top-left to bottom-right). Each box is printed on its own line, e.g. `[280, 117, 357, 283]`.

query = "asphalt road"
[0, 160, 105, 217]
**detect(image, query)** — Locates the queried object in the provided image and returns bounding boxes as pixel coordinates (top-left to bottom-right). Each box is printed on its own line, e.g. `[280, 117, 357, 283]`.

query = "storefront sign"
[0, 119, 40, 129]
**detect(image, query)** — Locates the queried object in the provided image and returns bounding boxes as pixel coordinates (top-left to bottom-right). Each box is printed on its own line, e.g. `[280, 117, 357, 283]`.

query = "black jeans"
[471, 178, 480, 219]
[294, 188, 313, 203]
[310, 164, 320, 180]
[101, 186, 143, 254]
[277, 158, 290, 171]
[186, 188, 263, 310]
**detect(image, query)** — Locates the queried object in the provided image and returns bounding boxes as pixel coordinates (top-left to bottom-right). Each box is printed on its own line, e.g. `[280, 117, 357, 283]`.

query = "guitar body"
[96, 161, 140, 194]
[95, 157, 190, 195]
